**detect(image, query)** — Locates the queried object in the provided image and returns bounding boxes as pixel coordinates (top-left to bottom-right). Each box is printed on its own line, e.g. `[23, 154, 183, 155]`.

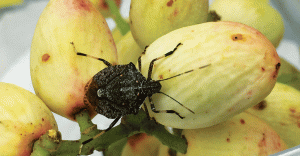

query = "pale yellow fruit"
[112, 27, 124, 44]
[158, 112, 287, 156]
[0, 82, 58, 156]
[210, 0, 285, 48]
[0, 0, 23, 8]
[117, 31, 143, 64]
[30, 0, 118, 121]
[246, 82, 300, 148]
[121, 133, 161, 156]
[139, 21, 280, 129]
[89, 0, 121, 18]
[130, 0, 209, 48]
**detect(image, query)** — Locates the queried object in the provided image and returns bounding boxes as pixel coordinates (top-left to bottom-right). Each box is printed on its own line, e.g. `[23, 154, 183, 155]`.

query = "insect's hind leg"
[78, 117, 121, 155]
[70, 42, 112, 67]
[148, 96, 185, 119]
[147, 43, 182, 80]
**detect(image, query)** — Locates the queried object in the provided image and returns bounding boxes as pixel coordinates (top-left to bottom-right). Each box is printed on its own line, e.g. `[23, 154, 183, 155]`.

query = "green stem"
[31, 110, 188, 155]
[105, 0, 130, 35]
[141, 120, 187, 154]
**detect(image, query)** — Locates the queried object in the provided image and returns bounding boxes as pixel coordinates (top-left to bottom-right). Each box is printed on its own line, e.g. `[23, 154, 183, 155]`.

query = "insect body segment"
[73, 42, 211, 154]
[74, 42, 190, 131]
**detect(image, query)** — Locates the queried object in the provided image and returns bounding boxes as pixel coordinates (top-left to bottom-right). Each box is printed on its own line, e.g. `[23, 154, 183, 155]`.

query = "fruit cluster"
[1, 0, 299, 155]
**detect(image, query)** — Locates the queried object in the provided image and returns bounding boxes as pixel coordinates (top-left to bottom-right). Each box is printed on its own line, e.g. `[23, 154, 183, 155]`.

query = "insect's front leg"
[148, 96, 185, 119]
[147, 43, 182, 80]
[138, 45, 149, 71]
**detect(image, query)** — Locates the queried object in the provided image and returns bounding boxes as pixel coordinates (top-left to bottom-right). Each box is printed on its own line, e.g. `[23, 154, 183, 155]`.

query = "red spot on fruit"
[258, 133, 267, 155]
[275, 62, 281, 70]
[128, 133, 148, 150]
[64, 0, 93, 12]
[42, 54, 50, 62]
[280, 122, 286, 126]
[167, 0, 173, 7]
[102, 0, 121, 9]
[289, 108, 296, 113]
[273, 63, 281, 79]
[261, 67, 265, 71]
[42, 118, 44, 121]
[227, 138, 230, 142]
[240, 119, 245, 124]
[253, 100, 267, 110]
[159, 75, 163, 79]
[231, 34, 244, 41]
[173, 8, 178, 16]
[76, 0, 92, 11]
[247, 90, 252, 95]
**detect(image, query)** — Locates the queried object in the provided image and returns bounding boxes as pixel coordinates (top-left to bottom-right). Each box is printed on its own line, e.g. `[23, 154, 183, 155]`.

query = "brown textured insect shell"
[84, 77, 98, 110]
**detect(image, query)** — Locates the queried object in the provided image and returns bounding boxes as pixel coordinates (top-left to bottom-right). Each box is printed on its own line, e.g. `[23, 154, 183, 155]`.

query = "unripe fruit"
[0, 0, 23, 8]
[158, 112, 287, 156]
[139, 21, 280, 129]
[246, 82, 300, 148]
[121, 133, 161, 156]
[30, 0, 118, 121]
[210, 0, 285, 48]
[277, 58, 300, 91]
[89, 0, 121, 18]
[116, 31, 143, 64]
[112, 27, 124, 44]
[0, 82, 58, 156]
[130, 0, 209, 48]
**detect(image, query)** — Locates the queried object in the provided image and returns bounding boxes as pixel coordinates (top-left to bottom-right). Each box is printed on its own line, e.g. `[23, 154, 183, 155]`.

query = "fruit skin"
[0, 82, 58, 156]
[246, 82, 300, 148]
[30, 0, 118, 121]
[116, 31, 143, 64]
[0, 0, 23, 8]
[139, 21, 280, 129]
[112, 27, 124, 44]
[130, 0, 209, 49]
[277, 57, 300, 91]
[158, 112, 287, 156]
[121, 133, 162, 156]
[210, 0, 284, 48]
[89, 0, 121, 18]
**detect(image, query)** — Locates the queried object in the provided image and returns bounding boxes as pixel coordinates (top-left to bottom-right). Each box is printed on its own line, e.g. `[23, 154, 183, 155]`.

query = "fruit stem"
[140, 121, 188, 154]
[31, 110, 188, 155]
[105, 0, 130, 35]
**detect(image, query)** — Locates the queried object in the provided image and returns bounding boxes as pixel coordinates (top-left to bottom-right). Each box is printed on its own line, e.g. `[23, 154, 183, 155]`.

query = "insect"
[72, 42, 210, 152]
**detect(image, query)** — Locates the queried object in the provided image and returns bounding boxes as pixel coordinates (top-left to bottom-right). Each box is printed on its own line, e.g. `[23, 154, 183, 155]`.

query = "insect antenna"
[150, 64, 211, 114]
[158, 92, 194, 114]
[70, 42, 112, 67]
[156, 64, 211, 82]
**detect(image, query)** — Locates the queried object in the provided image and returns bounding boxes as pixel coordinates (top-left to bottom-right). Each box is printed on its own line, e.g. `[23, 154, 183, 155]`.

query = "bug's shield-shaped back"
[84, 63, 147, 119]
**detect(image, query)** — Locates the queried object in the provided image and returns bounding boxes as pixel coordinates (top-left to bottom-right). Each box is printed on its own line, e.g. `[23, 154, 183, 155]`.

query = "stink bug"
[72, 42, 210, 152]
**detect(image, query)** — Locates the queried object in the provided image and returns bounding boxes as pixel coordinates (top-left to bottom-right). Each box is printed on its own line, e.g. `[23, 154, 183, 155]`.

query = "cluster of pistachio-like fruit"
[1, 0, 299, 155]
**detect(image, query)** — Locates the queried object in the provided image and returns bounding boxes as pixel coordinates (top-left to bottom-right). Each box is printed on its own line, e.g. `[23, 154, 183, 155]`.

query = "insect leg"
[78, 117, 121, 155]
[148, 96, 184, 119]
[138, 45, 149, 71]
[147, 43, 182, 80]
[105, 117, 122, 132]
[143, 102, 151, 120]
[70, 42, 112, 67]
